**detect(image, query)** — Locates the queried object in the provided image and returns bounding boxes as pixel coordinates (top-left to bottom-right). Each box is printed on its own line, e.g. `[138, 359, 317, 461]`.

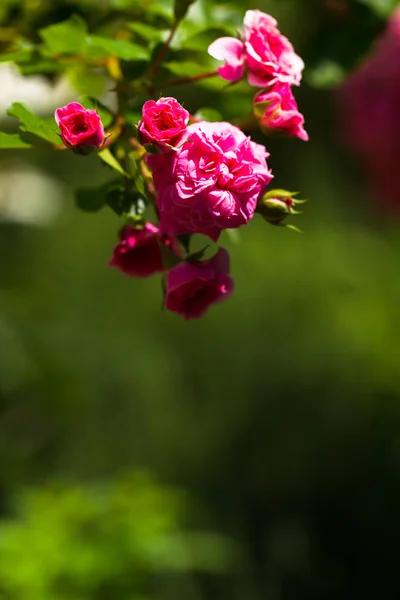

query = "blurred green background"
[1, 0, 400, 598]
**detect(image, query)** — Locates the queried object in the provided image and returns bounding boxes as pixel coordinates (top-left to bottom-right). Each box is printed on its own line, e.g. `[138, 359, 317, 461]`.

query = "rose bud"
[55, 102, 104, 154]
[108, 223, 179, 278]
[165, 247, 234, 319]
[257, 189, 302, 225]
[253, 82, 308, 141]
[138, 97, 189, 152]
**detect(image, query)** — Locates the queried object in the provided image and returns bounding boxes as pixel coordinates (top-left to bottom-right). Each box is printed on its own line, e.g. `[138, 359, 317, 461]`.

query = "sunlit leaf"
[6, 103, 60, 145]
[98, 148, 130, 177]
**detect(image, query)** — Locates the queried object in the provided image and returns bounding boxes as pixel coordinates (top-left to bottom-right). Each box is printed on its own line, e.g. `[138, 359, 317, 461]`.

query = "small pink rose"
[147, 120, 273, 241]
[138, 97, 189, 152]
[254, 82, 308, 141]
[165, 248, 234, 319]
[108, 223, 178, 278]
[55, 102, 104, 149]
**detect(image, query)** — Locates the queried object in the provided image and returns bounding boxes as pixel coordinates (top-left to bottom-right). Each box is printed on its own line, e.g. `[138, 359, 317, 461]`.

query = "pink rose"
[147, 121, 273, 241]
[165, 248, 233, 319]
[108, 223, 178, 278]
[55, 102, 104, 149]
[208, 10, 304, 88]
[337, 7, 400, 209]
[138, 97, 189, 151]
[254, 82, 308, 141]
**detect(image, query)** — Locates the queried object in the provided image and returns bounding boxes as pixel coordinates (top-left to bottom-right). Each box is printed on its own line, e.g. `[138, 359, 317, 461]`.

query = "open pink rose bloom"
[147, 120, 273, 241]
[55, 102, 104, 148]
[208, 9, 304, 87]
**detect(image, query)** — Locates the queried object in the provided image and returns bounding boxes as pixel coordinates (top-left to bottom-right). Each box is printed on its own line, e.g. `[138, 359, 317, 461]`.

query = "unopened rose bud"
[257, 189, 302, 225]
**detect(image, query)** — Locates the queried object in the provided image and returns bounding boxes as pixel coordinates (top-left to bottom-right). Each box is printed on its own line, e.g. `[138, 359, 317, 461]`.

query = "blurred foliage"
[1, 0, 400, 599]
[0, 471, 233, 599]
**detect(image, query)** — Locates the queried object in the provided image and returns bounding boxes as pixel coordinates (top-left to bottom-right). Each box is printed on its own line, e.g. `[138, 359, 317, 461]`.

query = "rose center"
[66, 113, 89, 135]
[154, 111, 175, 131]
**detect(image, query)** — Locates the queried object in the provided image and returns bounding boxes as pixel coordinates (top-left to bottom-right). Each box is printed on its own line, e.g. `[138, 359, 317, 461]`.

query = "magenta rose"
[147, 121, 273, 241]
[166, 248, 234, 319]
[208, 10, 304, 88]
[138, 97, 189, 151]
[337, 7, 400, 209]
[254, 82, 308, 141]
[55, 102, 104, 149]
[108, 222, 178, 278]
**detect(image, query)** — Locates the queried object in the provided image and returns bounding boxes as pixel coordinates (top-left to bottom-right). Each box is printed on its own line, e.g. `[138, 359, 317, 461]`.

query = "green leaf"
[127, 22, 164, 44]
[68, 65, 107, 97]
[6, 103, 60, 145]
[86, 36, 148, 61]
[98, 149, 130, 177]
[0, 132, 32, 149]
[0, 43, 33, 64]
[176, 27, 232, 51]
[75, 185, 109, 212]
[39, 16, 87, 55]
[174, 0, 197, 21]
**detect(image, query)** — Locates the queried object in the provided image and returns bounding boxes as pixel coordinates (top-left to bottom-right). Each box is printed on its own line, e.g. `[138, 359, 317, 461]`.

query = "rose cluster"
[54, 10, 308, 320]
[208, 10, 308, 141]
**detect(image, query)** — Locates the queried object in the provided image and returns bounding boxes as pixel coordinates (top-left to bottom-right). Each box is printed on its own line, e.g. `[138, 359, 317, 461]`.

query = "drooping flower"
[138, 97, 189, 152]
[55, 102, 104, 150]
[109, 223, 178, 278]
[165, 248, 233, 319]
[254, 82, 308, 141]
[208, 10, 304, 88]
[147, 120, 273, 241]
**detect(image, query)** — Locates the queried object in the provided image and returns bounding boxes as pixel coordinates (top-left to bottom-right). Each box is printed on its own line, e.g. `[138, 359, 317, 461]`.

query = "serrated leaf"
[86, 36, 148, 61]
[0, 132, 32, 149]
[6, 103, 60, 145]
[39, 16, 87, 55]
[98, 148, 130, 177]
